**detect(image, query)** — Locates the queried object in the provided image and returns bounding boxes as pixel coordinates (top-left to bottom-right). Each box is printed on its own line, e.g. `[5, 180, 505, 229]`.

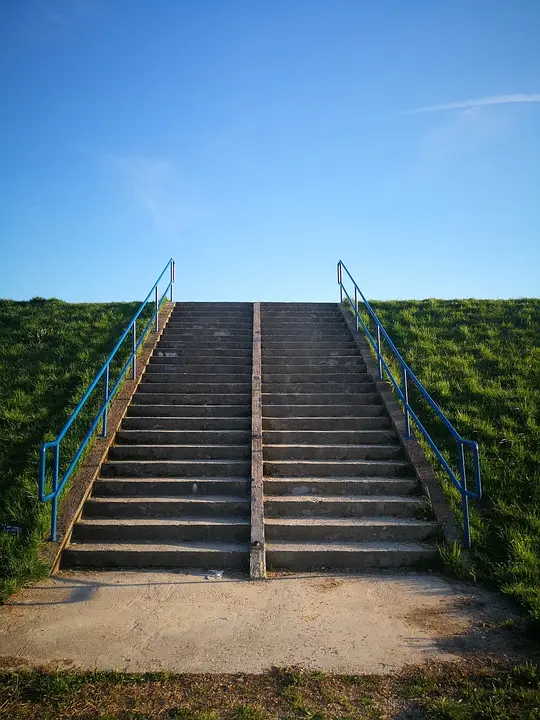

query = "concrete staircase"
[62, 301, 438, 573]
[261, 302, 438, 570]
[63, 302, 253, 570]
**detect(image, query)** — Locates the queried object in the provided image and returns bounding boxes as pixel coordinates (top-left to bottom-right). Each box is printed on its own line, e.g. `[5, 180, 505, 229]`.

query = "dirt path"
[0, 570, 530, 674]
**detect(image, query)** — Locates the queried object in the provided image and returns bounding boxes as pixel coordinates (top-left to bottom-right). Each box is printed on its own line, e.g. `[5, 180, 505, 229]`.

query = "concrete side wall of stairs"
[62, 301, 439, 573]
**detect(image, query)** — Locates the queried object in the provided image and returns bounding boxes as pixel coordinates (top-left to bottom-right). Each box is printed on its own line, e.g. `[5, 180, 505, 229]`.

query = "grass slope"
[362, 299, 540, 630]
[0, 298, 149, 601]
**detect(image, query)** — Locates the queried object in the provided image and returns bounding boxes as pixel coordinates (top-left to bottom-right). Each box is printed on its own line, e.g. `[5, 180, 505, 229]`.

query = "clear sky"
[1, 1, 539, 302]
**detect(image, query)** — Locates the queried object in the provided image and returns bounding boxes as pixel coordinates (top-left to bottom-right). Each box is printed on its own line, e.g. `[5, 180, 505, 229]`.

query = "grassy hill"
[0, 298, 149, 600]
[364, 298, 540, 631]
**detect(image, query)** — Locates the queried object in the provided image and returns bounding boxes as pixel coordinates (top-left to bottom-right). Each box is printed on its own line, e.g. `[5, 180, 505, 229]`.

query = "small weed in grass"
[168, 710, 218, 720]
[437, 541, 470, 580]
[230, 705, 265, 720]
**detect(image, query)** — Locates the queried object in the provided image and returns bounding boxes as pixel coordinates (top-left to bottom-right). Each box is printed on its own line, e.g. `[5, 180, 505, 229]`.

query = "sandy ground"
[0, 570, 526, 674]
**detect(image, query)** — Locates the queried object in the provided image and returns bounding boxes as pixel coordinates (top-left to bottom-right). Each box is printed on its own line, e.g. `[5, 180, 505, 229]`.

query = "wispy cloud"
[105, 154, 203, 232]
[402, 93, 540, 115]
[419, 107, 486, 165]
[112, 156, 174, 224]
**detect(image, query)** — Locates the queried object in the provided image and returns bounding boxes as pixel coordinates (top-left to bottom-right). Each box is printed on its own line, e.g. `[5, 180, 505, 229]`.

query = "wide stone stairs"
[62, 300, 438, 572]
[261, 302, 437, 570]
[63, 302, 253, 569]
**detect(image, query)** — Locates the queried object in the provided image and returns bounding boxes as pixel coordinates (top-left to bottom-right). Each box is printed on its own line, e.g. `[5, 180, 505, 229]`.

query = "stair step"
[263, 404, 386, 418]
[142, 369, 251, 387]
[168, 316, 252, 324]
[261, 311, 339, 316]
[116, 430, 251, 444]
[264, 495, 424, 518]
[163, 323, 252, 330]
[101, 460, 251, 477]
[176, 301, 252, 306]
[109, 445, 250, 461]
[262, 393, 381, 405]
[133, 394, 252, 406]
[151, 354, 252, 365]
[83, 496, 250, 518]
[264, 459, 412, 477]
[161, 333, 252, 342]
[158, 341, 252, 350]
[263, 430, 396, 443]
[127, 405, 250, 418]
[171, 307, 252, 312]
[263, 373, 371, 383]
[263, 362, 367, 372]
[93, 477, 250, 497]
[71, 518, 250, 543]
[262, 382, 375, 393]
[264, 444, 403, 461]
[123, 417, 251, 430]
[138, 382, 252, 394]
[262, 332, 352, 340]
[265, 541, 436, 570]
[263, 342, 356, 349]
[262, 351, 361, 359]
[265, 517, 437, 542]
[155, 348, 252, 357]
[264, 477, 417, 496]
[262, 318, 347, 325]
[62, 543, 250, 569]
[143, 372, 251, 382]
[261, 302, 337, 307]
[263, 417, 391, 430]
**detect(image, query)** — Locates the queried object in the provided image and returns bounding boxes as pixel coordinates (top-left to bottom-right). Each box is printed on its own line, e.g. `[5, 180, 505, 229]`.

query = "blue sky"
[1, 1, 539, 302]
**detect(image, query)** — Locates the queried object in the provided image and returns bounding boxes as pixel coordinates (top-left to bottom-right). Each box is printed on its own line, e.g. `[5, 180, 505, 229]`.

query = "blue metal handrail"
[39, 258, 175, 541]
[337, 260, 481, 547]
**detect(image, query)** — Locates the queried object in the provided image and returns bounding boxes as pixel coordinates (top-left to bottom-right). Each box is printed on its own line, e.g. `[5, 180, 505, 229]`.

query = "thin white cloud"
[108, 156, 174, 225]
[105, 154, 203, 232]
[402, 93, 540, 115]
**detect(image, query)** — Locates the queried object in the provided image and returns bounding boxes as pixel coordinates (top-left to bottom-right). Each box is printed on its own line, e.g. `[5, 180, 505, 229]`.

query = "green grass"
[357, 298, 540, 632]
[0, 298, 151, 601]
[0, 662, 538, 718]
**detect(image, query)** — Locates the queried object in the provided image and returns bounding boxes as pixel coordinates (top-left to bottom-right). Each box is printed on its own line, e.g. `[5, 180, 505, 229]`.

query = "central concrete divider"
[250, 302, 266, 579]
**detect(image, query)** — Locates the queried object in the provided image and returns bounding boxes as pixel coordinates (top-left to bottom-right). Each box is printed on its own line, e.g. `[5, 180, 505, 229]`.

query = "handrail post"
[337, 262, 343, 303]
[51, 445, 60, 541]
[132, 323, 137, 379]
[101, 365, 109, 438]
[354, 286, 359, 331]
[376, 325, 383, 379]
[155, 285, 159, 332]
[402, 366, 411, 438]
[459, 443, 471, 548]
[170, 260, 175, 301]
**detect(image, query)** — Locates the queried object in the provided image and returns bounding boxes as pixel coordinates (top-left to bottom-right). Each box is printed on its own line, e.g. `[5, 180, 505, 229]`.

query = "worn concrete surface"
[0, 570, 524, 674]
